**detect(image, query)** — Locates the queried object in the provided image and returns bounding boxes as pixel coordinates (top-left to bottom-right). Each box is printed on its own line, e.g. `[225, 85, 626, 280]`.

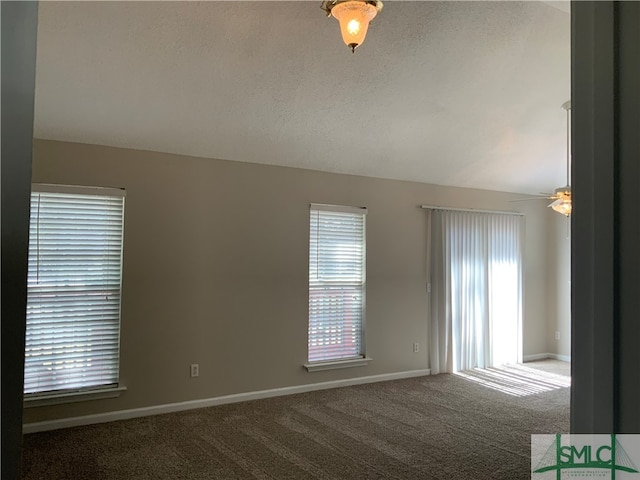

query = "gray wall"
[571, 0, 640, 433]
[546, 213, 571, 358]
[25, 139, 552, 424]
[1, 2, 39, 477]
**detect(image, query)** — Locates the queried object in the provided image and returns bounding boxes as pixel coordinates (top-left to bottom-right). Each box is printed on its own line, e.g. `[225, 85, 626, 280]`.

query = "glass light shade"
[331, 1, 378, 52]
[550, 198, 572, 216]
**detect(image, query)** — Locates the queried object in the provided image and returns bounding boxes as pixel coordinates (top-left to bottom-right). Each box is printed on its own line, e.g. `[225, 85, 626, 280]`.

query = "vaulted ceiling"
[34, 1, 570, 194]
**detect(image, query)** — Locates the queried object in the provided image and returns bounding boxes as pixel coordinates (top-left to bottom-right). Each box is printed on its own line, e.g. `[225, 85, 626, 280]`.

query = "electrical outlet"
[413, 342, 420, 353]
[555, 331, 560, 341]
[190, 363, 199, 378]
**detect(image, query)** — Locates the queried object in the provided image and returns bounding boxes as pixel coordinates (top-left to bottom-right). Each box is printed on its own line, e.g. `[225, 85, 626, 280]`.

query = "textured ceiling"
[34, 1, 570, 194]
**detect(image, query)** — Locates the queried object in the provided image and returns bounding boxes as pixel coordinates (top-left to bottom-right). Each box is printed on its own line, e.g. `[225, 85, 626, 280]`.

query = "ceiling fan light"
[550, 102, 572, 217]
[554, 185, 571, 197]
[550, 198, 572, 216]
[329, 1, 380, 52]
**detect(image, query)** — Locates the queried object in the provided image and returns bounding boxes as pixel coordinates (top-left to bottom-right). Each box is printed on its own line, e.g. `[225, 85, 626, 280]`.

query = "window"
[308, 204, 366, 366]
[24, 184, 125, 397]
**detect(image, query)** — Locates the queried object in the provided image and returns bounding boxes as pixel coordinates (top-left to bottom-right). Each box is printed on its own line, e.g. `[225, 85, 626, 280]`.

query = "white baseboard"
[523, 353, 571, 363]
[548, 353, 571, 362]
[23, 368, 431, 434]
[523, 353, 550, 362]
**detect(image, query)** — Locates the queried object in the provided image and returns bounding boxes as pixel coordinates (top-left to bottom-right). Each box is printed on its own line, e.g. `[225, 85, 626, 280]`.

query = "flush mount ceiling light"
[321, 0, 383, 53]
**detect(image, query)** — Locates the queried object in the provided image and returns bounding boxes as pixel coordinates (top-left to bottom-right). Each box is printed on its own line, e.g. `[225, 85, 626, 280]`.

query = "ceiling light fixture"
[508, 101, 573, 217]
[549, 187, 572, 216]
[321, 0, 383, 53]
[550, 101, 572, 216]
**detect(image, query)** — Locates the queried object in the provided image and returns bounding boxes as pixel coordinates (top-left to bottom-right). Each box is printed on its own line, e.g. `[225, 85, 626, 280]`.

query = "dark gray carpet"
[21, 361, 570, 479]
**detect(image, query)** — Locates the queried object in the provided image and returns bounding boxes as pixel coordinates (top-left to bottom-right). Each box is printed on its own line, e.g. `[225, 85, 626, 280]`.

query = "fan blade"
[509, 196, 552, 202]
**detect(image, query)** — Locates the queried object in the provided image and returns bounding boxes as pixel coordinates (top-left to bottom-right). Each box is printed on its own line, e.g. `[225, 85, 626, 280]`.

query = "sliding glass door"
[429, 210, 523, 374]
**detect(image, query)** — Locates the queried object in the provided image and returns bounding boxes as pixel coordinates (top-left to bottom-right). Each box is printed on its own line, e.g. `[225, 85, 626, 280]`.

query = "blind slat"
[24, 188, 125, 395]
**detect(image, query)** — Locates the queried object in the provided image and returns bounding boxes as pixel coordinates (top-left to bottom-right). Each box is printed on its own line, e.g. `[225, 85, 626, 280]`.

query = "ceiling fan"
[511, 101, 572, 217]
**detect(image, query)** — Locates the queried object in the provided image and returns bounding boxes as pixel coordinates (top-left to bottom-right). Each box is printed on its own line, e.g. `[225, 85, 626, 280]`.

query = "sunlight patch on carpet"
[454, 364, 571, 397]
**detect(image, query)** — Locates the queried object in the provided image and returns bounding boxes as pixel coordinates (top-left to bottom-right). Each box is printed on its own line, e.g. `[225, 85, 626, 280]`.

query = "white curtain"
[429, 210, 523, 374]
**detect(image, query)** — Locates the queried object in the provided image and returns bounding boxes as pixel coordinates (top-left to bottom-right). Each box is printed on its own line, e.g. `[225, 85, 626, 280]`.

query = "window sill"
[24, 385, 127, 408]
[304, 357, 373, 372]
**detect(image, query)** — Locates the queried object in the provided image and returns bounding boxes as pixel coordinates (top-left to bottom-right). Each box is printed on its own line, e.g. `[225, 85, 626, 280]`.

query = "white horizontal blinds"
[24, 185, 125, 395]
[309, 205, 366, 363]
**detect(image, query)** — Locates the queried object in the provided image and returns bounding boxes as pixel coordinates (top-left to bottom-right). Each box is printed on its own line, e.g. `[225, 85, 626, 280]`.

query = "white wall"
[25, 139, 552, 424]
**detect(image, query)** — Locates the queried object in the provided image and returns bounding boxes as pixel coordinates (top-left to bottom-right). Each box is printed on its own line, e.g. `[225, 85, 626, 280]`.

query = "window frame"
[23, 183, 127, 405]
[305, 203, 371, 372]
